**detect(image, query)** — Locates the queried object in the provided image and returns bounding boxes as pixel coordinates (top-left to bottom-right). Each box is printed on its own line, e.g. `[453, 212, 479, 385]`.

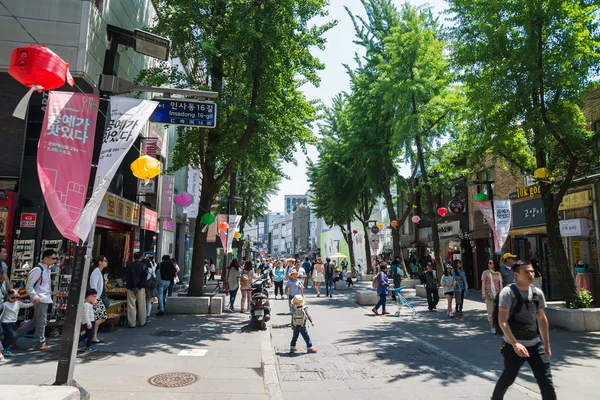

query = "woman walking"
[372, 264, 390, 315]
[157, 255, 176, 316]
[88, 256, 108, 344]
[481, 258, 503, 334]
[209, 259, 216, 281]
[273, 260, 285, 299]
[441, 264, 456, 318]
[239, 261, 254, 313]
[312, 258, 325, 297]
[452, 260, 468, 316]
[227, 258, 241, 311]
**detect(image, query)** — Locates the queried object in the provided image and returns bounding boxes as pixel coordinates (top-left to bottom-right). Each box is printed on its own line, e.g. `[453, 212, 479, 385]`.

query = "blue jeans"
[325, 278, 333, 296]
[157, 280, 170, 311]
[290, 326, 312, 348]
[229, 287, 239, 310]
[168, 283, 175, 296]
[374, 294, 387, 312]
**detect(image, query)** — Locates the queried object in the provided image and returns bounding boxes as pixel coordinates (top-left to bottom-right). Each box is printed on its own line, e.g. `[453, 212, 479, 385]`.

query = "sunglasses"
[51, 257, 58, 260]
[488, 261, 494, 264]
[9, 296, 19, 300]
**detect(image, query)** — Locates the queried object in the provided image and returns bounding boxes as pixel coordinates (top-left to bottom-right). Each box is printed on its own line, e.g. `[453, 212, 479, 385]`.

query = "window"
[477, 167, 496, 197]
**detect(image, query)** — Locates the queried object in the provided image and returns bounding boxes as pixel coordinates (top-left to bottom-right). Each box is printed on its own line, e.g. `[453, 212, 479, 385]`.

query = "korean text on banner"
[74, 97, 158, 241]
[217, 214, 241, 254]
[37, 91, 99, 242]
[160, 174, 174, 219]
[184, 168, 201, 218]
[476, 200, 500, 252]
[494, 200, 512, 251]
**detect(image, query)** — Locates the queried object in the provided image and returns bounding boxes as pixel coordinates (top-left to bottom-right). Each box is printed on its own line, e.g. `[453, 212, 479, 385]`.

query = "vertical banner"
[218, 214, 241, 254]
[37, 91, 99, 242]
[74, 97, 158, 240]
[160, 174, 174, 218]
[476, 200, 500, 252]
[494, 200, 512, 251]
[184, 168, 201, 218]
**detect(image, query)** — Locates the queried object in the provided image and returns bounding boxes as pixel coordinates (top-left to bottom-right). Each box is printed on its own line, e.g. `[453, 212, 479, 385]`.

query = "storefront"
[139, 206, 158, 255]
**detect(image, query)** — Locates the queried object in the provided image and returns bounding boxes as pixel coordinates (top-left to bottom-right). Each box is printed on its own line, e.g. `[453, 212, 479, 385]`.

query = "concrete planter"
[401, 279, 420, 289]
[334, 280, 348, 290]
[167, 296, 210, 314]
[545, 306, 600, 332]
[356, 290, 378, 306]
[415, 285, 445, 299]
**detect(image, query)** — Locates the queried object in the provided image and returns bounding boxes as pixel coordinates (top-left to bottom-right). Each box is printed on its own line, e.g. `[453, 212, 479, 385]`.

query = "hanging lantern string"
[1, 1, 146, 155]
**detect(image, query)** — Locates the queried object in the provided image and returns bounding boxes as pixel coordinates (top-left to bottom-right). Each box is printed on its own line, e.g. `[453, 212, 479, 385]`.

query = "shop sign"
[98, 193, 138, 226]
[160, 174, 174, 219]
[137, 179, 156, 194]
[510, 185, 541, 200]
[558, 191, 591, 211]
[437, 220, 460, 237]
[512, 198, 545, 228]
[140, 207, 158, 232]
[20, 213, 37, 228]
[448, 199, 465, 215]
[559, 219, 589, 237]
[184, 169, 202, 218]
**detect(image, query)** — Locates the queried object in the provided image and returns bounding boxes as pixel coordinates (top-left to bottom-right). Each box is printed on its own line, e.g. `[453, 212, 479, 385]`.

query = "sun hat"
[502, 253, 517, 260]
[289, 270, 299, 277]
[291, 295, 305, 306]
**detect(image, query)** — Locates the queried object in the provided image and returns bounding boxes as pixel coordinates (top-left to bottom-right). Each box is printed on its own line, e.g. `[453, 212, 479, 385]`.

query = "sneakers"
[34, 345, 52, 351]
[307, 348, 318, 354]
[0, 353, 4, 362]
[84, 347, 97, 352]
[372, 308, 379, 315]
[490, 328, 496, 334]
[448, 312, 454, 318]
[157, 311, 164, 316]
[382, 311, 390, 315]
[289, 347, 297, 353]
[240, 308, 245, 313]
[2, 349, 12, 356]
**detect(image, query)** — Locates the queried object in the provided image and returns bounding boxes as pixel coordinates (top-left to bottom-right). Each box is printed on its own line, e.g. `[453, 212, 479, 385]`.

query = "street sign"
[150, 98, 217, 128]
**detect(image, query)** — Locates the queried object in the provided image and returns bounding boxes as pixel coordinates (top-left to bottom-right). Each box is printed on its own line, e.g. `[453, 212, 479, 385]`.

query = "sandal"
[92, 339, 104, 344]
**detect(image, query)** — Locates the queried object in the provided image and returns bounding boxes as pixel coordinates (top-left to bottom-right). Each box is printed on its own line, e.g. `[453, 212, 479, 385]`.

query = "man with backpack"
[125, 252, 147, 328]
[491, 260, 556, 400]
[12, 249, 57, 351]
[324, 258, 335, 298]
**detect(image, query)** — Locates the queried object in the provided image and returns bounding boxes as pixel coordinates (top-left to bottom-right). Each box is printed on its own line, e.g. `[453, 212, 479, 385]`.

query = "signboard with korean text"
[20, 213, 37, 228]
[160, 174, 174, 219]
[149, 99, 217, 128]
[184, 169, 201, 218]
[74, 97, 158, 240]
[558, 191, 591, 211]
[138, 179, 156, 194]
[97, 193, 138, 226]
[448, 199, 465, 215]
[559, 219, 589, 237]
[437, 220, 460, 237]
[494, 200, 512, 250]
[512, 199, 546, 229]
[37, 91, 99, 242]
[140, 207, 158, 232]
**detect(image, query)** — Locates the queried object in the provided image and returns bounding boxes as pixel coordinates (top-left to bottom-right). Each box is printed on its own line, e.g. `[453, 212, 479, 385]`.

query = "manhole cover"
[148, 372, 199, 388]
[152, 330, 183, 337]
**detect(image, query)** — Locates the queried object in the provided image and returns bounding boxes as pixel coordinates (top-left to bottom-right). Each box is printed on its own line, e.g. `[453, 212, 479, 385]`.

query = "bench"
[166, 296, 210, 314]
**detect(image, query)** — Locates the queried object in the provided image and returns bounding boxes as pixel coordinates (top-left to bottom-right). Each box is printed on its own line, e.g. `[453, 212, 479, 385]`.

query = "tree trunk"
[382, 180, 402, 260]
[340, 219, 356, 268]
[416, 134, 442, 278]
[188, 190, 215, 296]
[237, 216, 247, 262]
[362, 223, 373, 274]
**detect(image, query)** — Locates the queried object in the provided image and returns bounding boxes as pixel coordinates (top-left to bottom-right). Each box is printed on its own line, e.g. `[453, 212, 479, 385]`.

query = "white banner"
[74, 97, 158, 240]
[184, 168, 201, 218]
[494, 200, 512, 252]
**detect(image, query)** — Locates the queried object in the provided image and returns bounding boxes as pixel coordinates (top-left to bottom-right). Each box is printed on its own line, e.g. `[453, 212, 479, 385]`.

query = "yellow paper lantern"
[534, 167, 550, 180]
[377, 222, 384, 229]
[233, 232, 241, 239]
[131, 155, 161, 182]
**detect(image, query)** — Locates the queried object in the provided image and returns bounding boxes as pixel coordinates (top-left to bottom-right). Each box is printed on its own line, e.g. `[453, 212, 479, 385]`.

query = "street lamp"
[133, 29, 171, 61]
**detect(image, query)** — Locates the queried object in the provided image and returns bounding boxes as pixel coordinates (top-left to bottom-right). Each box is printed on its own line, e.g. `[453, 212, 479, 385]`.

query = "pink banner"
[476, 200, 500, 251]
[37, 91, 98, 242]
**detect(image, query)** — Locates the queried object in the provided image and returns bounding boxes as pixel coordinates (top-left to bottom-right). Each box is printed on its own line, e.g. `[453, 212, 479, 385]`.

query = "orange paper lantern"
[218, 222, 230, 231]
[391, 220, 399, 228]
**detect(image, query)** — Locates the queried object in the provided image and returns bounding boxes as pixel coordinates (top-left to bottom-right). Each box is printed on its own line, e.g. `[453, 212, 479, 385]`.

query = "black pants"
[80, 321, 95, 348]
[492, 341, 556, 400]
[346, 277, 353, 288]
[426, 287, 439, 310]
[325, 278, 333, 296]
[455, 289, 465, 312]
[274, 281, 284, 297]
[209, 272, 215, 281]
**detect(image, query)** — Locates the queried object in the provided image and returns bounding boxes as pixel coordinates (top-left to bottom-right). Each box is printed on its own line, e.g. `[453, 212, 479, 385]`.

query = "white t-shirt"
[1, 301, 34, 323]
[89, 268, 104, 297]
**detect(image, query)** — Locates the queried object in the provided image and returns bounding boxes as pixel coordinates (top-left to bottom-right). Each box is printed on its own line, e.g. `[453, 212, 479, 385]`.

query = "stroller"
[392, 285, 417, 317]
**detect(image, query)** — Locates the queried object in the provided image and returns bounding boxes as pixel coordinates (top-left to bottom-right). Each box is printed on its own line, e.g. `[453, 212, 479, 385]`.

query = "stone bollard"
[210, 297, 223, 314]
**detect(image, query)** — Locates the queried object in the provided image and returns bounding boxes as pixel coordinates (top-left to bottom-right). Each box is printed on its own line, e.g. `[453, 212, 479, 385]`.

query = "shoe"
[10, 341, 19, 349]
[490, 328, 496, 334]
[307, 348, 318, 354]
[382, 311, 390, 315]
[35, 345, 52, 351]
[240, 308, 244, 313]
[2, 349, 12, 356]
[92, 339, 104, 344]
[84, 347, 97, 352]
[0, 353, 4, 362]
[449, 312, 454, 318]
[157, 311, 164, 316]
[329, 295, 332, 298]
[372, 308, 379, 315]
[290, 347, 297, 353]
[317, 294, 320, 297]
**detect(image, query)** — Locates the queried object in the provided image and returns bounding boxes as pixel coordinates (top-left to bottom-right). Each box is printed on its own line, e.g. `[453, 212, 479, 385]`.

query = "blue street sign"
[150, 99, 217, 128]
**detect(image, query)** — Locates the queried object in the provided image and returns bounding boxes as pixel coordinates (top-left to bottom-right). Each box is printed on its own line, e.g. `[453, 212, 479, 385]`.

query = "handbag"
[100, 291, 110, 309]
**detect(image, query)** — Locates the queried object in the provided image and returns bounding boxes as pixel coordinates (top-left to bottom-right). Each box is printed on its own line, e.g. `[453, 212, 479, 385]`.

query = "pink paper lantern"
[174, 193, 193, 207]
[165, 221, 175, 230]
[411, 215, 421, 223]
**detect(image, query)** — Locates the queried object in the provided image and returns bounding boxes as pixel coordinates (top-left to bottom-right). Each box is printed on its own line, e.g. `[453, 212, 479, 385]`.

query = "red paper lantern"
[390, 220, 399, 228]
[218, 222, 229, 231]
[412, 216, 421, 223]
[352, 229, 358, 235]
[8, 45, 74, 90]
[437, 207, 449, 217]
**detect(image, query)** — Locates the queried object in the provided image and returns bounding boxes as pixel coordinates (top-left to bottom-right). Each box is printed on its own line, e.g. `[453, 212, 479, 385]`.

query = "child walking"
[441, 264, 456, 318]
[80, 289, 98, 352]
[289, 295, 317, 354]
[285, 270, 304, 313]
[1, 289, 34, 358]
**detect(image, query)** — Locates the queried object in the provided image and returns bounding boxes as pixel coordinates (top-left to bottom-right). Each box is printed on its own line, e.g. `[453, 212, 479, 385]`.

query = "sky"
[267, 0, 449, 212]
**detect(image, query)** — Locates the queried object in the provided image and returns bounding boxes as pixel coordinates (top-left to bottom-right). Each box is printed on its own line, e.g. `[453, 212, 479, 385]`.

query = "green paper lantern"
[475, 192, 489, 201]
[200, 213, 216, 225]
[240, 232, 244, 238]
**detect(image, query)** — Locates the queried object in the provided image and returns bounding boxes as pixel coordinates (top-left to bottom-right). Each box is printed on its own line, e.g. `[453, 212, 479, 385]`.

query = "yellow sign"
[559, 191, 591, 211]
[573, 240, 582, 263]
[516, 185, 541, 199]
[116, 199, 125, 219]
[107, 195, 116, 217]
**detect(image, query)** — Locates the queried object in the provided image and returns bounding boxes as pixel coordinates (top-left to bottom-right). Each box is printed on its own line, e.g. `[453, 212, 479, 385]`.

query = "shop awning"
[509, 226, 547, 236]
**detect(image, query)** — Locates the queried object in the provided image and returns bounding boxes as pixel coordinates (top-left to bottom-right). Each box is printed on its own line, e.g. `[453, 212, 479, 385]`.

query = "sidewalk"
[0, 312, 268, 399]
[267, 284, 532, 400]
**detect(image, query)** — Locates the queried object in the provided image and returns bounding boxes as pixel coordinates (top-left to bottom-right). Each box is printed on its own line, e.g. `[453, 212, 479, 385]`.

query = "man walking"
[126, 252, 147, 328]
[424, 262, 439, 311]
[324, 258, 335, 298]
[500, 253, 517, 287]
[13, 249, 57, 350]
[302, 257, 312, 288]
[492, 260, 556, 400]
[0, 245, 12, 290]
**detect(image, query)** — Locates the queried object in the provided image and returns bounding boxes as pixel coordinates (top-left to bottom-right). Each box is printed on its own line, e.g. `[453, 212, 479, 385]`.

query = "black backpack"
[493, 284, 539, 335]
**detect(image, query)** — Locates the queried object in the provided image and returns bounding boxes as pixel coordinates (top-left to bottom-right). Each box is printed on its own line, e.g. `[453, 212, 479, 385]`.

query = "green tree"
[144, 0, 333, 295]
[449, 0, 600, 302]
